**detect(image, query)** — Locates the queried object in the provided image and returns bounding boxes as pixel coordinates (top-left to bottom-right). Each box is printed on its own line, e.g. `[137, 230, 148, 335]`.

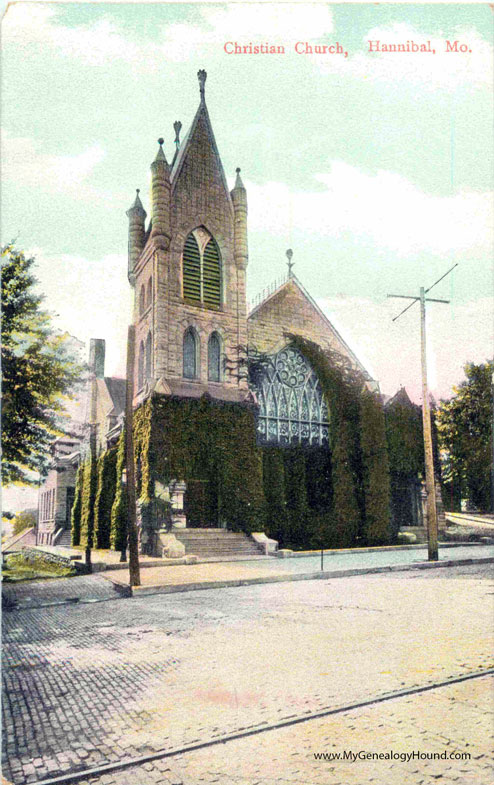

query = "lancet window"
[183, 328, 198, 379]
[208, 332, 221, 382]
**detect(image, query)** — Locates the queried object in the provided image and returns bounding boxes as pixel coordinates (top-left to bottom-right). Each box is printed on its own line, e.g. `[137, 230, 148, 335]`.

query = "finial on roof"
[173, 121, 182, 150]
[233, 167, 245, 190]
[127, 188, 146, 216]
[286, 249, 294, 278]
[154, 137, 167, 163]
[198, 69, 207, 101]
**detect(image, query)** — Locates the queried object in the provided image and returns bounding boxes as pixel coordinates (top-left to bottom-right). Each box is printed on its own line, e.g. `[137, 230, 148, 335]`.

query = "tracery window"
[182, 227, 221, 309]
[183, 328, 198, 379]
[256, 346, 329, 446]
[208, 332, 221, 382]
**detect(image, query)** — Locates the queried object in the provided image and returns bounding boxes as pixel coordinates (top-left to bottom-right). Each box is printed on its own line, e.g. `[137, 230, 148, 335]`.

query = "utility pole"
[125, 324, 141, 587]
[388, 263, 457, 562]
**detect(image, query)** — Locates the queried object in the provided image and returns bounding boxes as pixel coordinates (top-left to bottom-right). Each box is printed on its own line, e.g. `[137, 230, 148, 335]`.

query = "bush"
[12, 510, 36, 536]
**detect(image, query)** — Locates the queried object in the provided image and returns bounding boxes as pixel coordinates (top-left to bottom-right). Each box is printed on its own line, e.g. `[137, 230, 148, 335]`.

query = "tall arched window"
[256, 346, 330, 447]
[145, 332, 152, 380]
[139, 285, 145, 315]
[147, 277, 153, 308]
[183, 328, 198, 379]
[208, 332, 221, 382]
[182, 227, 221, 309]
[138, 341, 145, 390]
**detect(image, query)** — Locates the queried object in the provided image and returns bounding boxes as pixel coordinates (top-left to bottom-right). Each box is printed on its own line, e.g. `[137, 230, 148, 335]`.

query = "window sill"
[182, 298, 223, 312]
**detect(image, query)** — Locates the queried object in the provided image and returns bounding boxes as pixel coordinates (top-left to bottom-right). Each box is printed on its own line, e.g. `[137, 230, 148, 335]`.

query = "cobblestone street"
[2, 563, 493, 784]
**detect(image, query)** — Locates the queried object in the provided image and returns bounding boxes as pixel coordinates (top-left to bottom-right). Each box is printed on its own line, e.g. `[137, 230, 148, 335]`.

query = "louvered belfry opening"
[202, 238, 221, 308]
[183, 233, 201, 303]
[182, 227, 221, 309]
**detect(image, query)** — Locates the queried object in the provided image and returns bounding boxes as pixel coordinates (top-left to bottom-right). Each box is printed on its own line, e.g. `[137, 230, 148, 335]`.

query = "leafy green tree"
[12, 510, 37, 536]
[360, 390, 391, 545]
[1, 244, 83, 485]
[437, 361, 493, 511]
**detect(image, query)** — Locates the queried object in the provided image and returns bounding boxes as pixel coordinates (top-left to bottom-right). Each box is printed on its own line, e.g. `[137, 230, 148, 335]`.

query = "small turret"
[230, 168, 248, 269]
[150, 138, 171, 250]
[126, 189, 147, 286]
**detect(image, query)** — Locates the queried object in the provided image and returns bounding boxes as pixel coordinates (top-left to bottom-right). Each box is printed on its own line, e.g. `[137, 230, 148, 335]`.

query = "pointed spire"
[198, 69, 207, 102]
[233, 167, 245, 190]
[154, 137, 168, 164]
[127, 188, 146, 218]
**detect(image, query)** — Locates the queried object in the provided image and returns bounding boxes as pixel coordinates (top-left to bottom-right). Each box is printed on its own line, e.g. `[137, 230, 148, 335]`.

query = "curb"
[115, 555, 494, 598]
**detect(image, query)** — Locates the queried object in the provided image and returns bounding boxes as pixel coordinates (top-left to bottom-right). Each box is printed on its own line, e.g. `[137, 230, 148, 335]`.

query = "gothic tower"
[126, 70, 249, 404]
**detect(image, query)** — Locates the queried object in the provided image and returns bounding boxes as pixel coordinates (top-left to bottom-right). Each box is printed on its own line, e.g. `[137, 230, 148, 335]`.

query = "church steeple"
[150, 138, 171, 250]
[231, 168, 248, 270]
[126, 189, 146, 286]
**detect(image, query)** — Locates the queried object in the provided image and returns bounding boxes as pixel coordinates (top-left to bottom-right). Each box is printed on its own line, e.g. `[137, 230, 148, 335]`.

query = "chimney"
[89, 339, 105, 379]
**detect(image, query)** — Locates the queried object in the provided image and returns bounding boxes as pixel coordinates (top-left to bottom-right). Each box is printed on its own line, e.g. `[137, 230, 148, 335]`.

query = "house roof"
[104, 377, 126, 417]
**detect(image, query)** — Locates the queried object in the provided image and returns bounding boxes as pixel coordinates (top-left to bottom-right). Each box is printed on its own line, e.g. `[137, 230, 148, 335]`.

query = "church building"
[43, 71, 399, 556]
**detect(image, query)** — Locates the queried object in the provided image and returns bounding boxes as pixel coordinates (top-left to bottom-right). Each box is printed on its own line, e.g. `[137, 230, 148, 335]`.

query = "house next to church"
[37, 70, 434, 556]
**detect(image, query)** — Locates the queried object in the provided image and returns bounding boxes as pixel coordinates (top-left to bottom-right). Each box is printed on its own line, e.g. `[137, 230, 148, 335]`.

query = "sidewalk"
[103, 543, 494, 596]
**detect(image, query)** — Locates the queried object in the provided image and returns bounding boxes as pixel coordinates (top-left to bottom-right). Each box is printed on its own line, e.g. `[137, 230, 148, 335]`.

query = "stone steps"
[174, 529, 261, 558]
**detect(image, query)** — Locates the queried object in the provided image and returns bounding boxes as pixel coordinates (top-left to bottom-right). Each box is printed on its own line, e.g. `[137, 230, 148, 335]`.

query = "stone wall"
[248, 279, 365, 374]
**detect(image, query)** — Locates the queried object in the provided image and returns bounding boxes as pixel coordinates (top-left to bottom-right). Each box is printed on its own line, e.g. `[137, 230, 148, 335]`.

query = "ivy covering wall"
[79, 455, 97, 548]
[110, 430, 128, 551]
[70, 336, 394, 551]
[70, 464, 83, 546]
[93, 447, 117, 549]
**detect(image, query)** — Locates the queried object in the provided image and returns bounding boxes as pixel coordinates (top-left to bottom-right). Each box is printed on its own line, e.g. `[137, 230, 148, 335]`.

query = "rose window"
[256, 346, 329, 446]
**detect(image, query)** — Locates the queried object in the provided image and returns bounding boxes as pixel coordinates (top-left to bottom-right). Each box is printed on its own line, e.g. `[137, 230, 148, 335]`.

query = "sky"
[1, 1, 493, 509]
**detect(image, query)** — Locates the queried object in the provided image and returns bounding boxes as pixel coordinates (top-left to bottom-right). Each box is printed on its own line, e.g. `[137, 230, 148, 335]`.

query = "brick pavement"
[2, 563, 493, 784]
[2, 575, 128, 611]
[73, 674, 494, 785]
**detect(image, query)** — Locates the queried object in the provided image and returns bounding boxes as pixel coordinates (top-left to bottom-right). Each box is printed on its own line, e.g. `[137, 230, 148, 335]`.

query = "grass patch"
[2, 552, 76, 583]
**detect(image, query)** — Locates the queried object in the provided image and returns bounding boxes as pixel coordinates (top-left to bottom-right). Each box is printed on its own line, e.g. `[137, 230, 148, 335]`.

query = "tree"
[12, 510, 37, 536]
[1, 244, 83, 485]
[437, 361, 493, 512]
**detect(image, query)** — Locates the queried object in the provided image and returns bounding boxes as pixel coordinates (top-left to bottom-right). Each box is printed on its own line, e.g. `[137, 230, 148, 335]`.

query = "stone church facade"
[37, 71, 403, 554]
[129, 70, 375, 429]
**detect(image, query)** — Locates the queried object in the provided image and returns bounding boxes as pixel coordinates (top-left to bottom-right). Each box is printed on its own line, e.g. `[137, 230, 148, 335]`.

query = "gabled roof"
[384, 387, 415, 410]
[170, 98, 231, 203]
[104, 377, 126, 417]
[248, 274, 372, 380]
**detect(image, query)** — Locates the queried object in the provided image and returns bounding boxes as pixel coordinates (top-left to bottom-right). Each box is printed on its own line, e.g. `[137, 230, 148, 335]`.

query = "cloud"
[317, 295, 494, 402]
[2, 3, 333, 67]
[244, 163, 493, 257]
[2, 131, 106, 197]
[28, 247, 132, 378]
[316, 22, 493, 91]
